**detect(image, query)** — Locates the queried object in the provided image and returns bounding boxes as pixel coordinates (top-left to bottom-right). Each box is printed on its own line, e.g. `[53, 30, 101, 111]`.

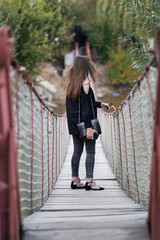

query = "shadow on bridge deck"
[23, 138, 149, 240]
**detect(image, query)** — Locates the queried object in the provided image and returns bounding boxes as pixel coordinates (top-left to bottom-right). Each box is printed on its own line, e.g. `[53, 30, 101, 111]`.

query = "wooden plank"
[23, 215, 148, 230]
[23, 228, 149, 240]
[23, 138, 149, 240]
[23, 211, 147, 220]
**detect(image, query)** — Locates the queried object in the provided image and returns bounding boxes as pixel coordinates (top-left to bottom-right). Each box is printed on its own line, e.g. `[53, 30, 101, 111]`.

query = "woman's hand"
[101, 102, 116, 111]
[86, 128, 96, 140]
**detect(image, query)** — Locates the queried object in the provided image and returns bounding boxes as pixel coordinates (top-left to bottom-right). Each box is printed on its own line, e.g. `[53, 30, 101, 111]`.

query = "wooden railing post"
[85, 42, 91, 58]
[0, 27, 22, 240]
[148, 27, 160, 240]
[75, 42, 79, 58]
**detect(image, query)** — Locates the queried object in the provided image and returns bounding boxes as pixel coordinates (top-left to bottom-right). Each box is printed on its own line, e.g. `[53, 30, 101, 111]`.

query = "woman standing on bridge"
[65, 55, 115, 190]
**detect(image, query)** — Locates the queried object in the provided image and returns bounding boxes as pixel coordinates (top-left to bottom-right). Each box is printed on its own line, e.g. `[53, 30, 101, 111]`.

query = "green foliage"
[72, 0, 159, 79]
[71, 1, 113, 62]
[0, 0, 76, 76]
[118, 0, 160, 70]
[96, 0, 160, 71]
[101, 21, 112, 62]
[0, 0, 49, 76]
[80, 19, 112, 62]
[96, 0, 125, 47]
[107, 45, 140, 84]
[43, 0, 75, 62]
[0, 0, 158, 81]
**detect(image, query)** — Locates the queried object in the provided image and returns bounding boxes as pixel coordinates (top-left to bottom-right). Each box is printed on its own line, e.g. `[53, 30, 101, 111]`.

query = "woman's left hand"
[86, 128, 96, 140]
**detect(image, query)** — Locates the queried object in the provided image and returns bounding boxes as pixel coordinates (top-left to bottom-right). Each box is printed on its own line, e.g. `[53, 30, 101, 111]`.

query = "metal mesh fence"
[11, 67, 70, 217]
[99, 66, 158, 207]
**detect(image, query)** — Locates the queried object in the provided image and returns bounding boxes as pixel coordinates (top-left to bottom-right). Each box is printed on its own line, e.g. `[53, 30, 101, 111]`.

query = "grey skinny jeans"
[71, 135, 96, 178]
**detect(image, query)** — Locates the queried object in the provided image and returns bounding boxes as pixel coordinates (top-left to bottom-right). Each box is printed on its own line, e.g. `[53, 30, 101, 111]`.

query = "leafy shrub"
[0, 0, 50, 76]
[107, 45, 140, 85]
[0, 0, 75, 77]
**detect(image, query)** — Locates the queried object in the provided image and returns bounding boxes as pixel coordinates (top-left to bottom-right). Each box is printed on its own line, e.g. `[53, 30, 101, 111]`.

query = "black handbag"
[77, 94, 101, 140]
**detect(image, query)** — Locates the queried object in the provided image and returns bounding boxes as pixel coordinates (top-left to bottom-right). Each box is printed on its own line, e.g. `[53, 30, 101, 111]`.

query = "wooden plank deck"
[23, 138, 149, 240]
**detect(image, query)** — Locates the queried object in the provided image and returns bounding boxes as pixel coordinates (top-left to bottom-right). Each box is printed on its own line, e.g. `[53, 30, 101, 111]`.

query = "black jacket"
[66, 86, 102, 135]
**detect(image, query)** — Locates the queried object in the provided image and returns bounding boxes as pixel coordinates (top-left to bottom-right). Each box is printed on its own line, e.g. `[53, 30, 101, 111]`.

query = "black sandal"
[85, 180, 104, 191]
[71, 177, 85, 189]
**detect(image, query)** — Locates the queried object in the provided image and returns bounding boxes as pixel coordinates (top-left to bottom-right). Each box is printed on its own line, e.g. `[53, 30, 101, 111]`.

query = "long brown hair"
[65, 55, 96, 101]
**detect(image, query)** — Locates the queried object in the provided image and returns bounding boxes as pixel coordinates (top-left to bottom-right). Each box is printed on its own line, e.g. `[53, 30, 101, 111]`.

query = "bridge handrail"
[0, 26, 70, 239]
[11, 60, 70, 217]
[99, 41, 158, 207]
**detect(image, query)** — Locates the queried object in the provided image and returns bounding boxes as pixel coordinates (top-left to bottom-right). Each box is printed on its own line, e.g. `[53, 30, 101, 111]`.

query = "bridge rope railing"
[98, 51, 158, 207]
[10, 60, 70, 217]
[0, 26, 70, 239]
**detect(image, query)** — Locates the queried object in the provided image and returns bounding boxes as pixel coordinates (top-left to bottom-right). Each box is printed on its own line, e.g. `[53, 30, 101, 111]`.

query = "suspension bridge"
[0, 26, 160, 240]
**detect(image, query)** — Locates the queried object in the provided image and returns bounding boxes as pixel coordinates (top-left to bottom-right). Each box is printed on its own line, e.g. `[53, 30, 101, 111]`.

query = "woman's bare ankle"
[72, 176, 79, 182]
[86, 177, 93, 183]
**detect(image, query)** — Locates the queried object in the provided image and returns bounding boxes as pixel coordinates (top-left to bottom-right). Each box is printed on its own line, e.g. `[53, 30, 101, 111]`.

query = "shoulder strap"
[78, 94, 80, 123]
[90, 94, 96, 119]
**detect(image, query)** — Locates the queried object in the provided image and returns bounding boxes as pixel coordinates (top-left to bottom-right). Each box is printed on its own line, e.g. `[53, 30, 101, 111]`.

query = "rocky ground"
[94, 64, 113, 98]
[34, 62, 66, 114]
